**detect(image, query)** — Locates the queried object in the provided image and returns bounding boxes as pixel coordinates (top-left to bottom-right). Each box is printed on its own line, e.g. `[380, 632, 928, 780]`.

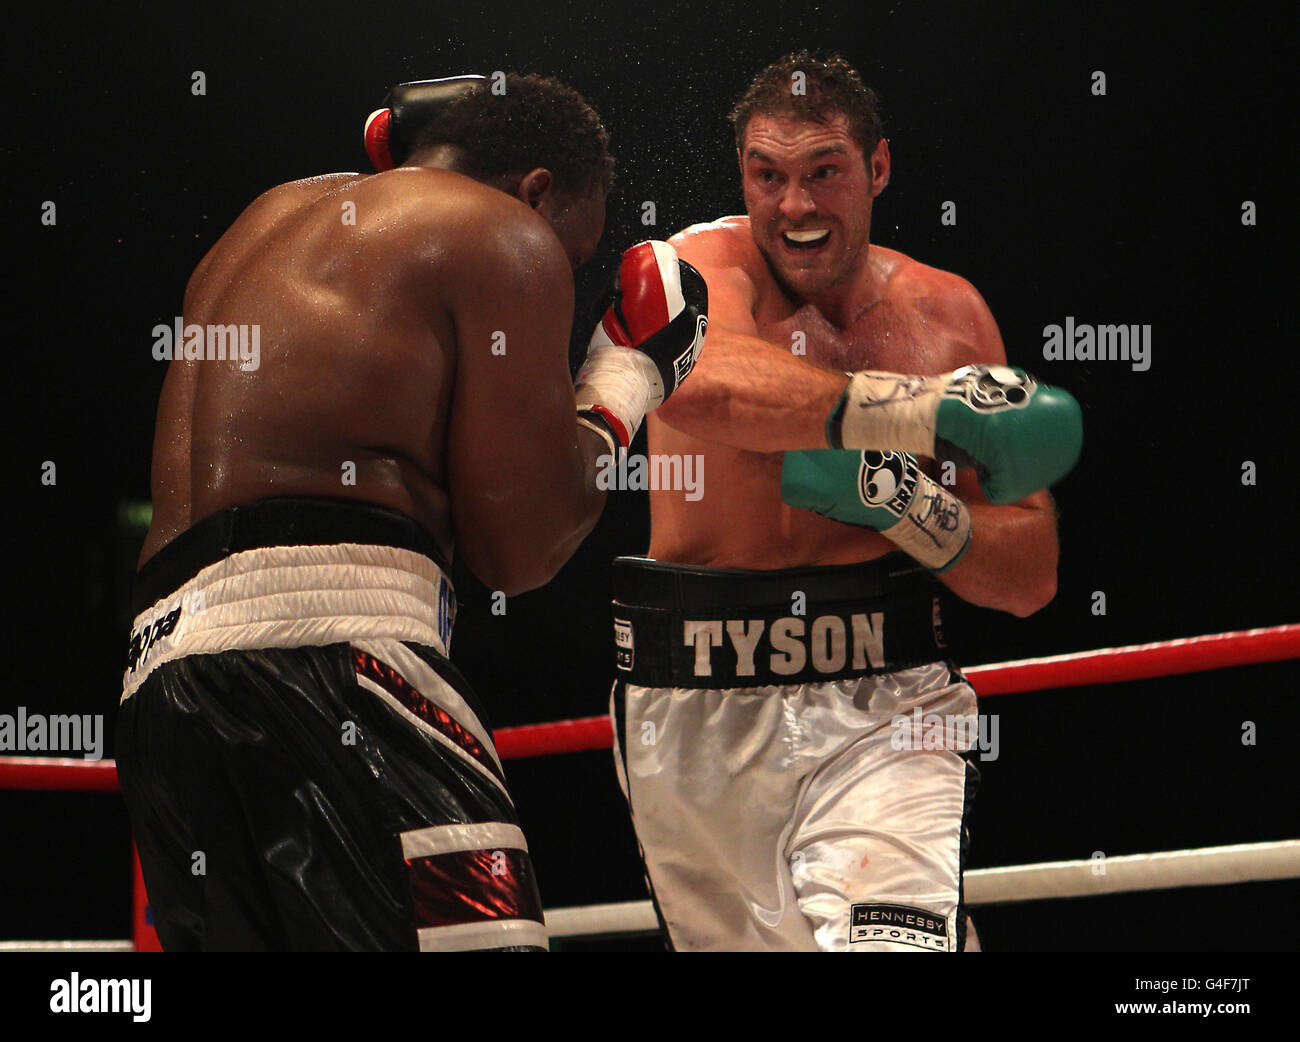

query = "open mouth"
[781, 228, 831, 252]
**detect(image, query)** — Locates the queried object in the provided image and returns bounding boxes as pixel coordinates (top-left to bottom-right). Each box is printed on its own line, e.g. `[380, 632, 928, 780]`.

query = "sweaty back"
[143, 169, 484, 564]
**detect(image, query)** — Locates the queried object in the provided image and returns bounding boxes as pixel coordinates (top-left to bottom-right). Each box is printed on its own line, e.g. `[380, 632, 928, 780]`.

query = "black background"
[4, 0, 1297, 951]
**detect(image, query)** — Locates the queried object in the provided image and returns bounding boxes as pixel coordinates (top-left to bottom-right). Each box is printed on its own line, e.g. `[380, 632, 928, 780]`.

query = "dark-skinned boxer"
[116, 74, 709, 951]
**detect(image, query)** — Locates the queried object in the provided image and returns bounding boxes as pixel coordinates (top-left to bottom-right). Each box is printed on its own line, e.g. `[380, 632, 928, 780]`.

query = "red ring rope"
[0, 625, 1294, 787]
[493, 623, 1299, 759]
[0, 622, 1294, 954]
[0, 756, 120, 791]
[963, 624, 1299, 696]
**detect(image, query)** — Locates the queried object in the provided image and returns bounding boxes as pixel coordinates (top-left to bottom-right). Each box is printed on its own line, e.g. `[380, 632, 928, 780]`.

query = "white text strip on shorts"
[122, 543, 454, 700]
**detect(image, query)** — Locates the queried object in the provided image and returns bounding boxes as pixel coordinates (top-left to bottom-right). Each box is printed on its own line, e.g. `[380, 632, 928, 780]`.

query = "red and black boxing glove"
[364, 75, 486, 171]
[574, 241, 709, 452]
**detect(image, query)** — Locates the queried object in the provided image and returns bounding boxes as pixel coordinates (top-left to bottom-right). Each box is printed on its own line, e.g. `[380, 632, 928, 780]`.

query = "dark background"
[5, 0, 1296, 950]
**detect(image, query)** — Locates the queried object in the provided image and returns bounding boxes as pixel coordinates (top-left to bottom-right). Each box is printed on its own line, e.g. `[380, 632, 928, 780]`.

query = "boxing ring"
[2, 623, 1297, 951]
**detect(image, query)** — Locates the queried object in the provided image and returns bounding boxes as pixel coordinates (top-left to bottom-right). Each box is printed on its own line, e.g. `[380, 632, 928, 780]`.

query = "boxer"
[609, 53, 1081, 951]
[116, 74, 708, 951]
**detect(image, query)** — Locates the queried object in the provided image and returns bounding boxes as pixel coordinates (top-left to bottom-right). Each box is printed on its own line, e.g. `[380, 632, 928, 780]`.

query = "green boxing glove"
[826, 364, 1083, 505]
[782, 449, 972, 573]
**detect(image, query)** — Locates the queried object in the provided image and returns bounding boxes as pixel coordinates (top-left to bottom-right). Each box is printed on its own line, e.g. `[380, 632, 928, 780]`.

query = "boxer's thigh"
[124, 642, 543, 951]
[613, 680, 814, 951]
[323, 640, 546, 951]
[788, 665, 980, 952]
[117, 675, 258, 952]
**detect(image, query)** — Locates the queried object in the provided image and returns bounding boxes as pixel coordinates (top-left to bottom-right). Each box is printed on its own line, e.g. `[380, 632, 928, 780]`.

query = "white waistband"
[122, 543, 455, 701]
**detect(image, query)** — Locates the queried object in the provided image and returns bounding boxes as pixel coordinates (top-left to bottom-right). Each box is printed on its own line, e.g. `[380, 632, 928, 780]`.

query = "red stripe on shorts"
[352, 648, 503, 783]
[407, 847, 543, 928]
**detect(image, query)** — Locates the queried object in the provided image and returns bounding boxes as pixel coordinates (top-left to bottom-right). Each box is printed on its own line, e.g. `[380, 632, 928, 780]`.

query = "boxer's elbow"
[1009, 570, 1057, 618]
[654, 373, 725, 434]
[460, 508, 597, 596]
[1007, 510, 1059, 617]
[457, 523, 552, 596]
[462, 543, 554, 597]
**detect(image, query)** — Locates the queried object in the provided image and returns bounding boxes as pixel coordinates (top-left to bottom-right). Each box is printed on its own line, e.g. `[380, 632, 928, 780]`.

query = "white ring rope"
[966, 839, 1300, 904]
[6, 840, 1293, 948]
[0, 940, 135, 952]
[542, 840, 1300, 939]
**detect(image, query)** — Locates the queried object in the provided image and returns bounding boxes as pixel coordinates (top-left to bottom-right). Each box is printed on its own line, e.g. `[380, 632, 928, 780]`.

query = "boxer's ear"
[517, 167, 555, 213]
[871, 138, 891, 196]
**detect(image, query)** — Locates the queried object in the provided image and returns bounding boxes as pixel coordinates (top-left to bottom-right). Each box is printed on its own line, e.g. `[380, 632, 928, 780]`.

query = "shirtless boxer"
[117, 74, 708, 951]
[609, 53, 1081, 951]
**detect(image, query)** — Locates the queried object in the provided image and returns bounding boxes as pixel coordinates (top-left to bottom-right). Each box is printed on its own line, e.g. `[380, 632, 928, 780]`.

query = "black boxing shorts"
[116, 497, 545, 951]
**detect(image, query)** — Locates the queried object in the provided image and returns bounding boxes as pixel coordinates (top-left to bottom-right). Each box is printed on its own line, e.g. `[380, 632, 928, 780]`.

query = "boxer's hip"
[115, 501, 541, 949]
[608, 554, 977, 951]
[118, 636, 532, 950]
[609, 552, 953, 690]
[122, 497, 457, 702]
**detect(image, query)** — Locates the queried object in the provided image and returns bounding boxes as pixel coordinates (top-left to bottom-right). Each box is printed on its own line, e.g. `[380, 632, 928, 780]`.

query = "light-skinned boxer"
[608, 53, 1081, 951]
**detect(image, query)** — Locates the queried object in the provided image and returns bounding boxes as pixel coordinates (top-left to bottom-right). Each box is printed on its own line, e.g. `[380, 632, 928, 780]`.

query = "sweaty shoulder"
[884, 247, 1005, 364]
[883, 248, 985, 317]
[299, 169, 574, 329]
[356, 168, 567, 272]
[669, 215, 766, 277]
[667, 216, 771, 327]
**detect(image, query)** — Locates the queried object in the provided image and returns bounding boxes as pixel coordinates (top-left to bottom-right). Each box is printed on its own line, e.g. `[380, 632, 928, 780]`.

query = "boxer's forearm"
[537, 425, 615, 578]
[458, 425, 608, 596]
[654, 327, 846, 452]
[934, 495, 1059, 617]
[521, 425, 611, 590]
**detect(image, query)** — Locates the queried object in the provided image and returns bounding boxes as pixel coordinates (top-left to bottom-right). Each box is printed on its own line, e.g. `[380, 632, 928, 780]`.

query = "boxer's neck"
[404, 143, 470, 172]
[788, 239, 887, 331]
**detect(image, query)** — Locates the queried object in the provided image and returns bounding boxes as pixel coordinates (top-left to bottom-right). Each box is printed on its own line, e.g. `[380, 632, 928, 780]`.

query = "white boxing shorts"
[609, 554, 981, 952]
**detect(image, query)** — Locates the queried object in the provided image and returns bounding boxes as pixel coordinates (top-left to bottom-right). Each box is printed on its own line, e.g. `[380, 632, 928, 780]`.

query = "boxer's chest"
[758, 296, 955, 377]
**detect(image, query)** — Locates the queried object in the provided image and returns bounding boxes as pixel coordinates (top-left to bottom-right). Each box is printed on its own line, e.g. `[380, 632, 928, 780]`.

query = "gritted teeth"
[782, 229, 831, 246]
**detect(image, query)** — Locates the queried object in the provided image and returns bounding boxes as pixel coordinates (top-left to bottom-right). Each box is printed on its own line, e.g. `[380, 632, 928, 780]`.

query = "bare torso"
[141, 169, 477, 566]
[648, 216, 992, 569]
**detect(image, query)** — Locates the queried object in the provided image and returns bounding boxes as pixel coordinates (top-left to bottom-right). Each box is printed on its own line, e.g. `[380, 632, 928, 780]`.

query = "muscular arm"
[930, 282, 1058, 616]
[659, 223, 1059, 615]
[443, 205, 607, 595]
[941, 482, 1058, 617]
[653, 232, 847, 452]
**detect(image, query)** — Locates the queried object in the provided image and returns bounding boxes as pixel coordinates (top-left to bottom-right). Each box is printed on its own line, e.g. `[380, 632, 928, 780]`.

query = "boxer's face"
[739, 114, 889, 298]
[548, 188, 606, 271]
[517, 167, 606, 270]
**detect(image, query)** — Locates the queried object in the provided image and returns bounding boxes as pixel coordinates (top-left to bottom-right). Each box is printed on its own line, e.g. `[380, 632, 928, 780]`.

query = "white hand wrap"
[574, 334, 659, 448]
[833, 372, 944, 455]
[880, 469, 972, 572]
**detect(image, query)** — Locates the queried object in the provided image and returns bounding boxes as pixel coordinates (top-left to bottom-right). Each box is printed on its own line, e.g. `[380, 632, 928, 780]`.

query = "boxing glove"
[575, 240, 709, 451]
[364, 76, 486, 171]
[827, 364, 1082, 505]
[782, 449, 972, 572]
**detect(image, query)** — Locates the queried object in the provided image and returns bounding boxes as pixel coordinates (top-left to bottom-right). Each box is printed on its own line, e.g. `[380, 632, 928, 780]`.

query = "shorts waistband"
[124, 500, 456, 701]
[610, 554, 948, 689]
[132, 497, 451, 614]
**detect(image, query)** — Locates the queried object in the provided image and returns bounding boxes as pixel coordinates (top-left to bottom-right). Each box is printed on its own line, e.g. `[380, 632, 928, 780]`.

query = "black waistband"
[133, 497, 451, 615]
[610, 554, 949, 689]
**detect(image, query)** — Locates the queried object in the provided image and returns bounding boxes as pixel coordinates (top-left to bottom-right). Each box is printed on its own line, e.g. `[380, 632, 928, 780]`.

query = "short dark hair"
[730, 51, 884, 158]
[409, 73, 615, 196]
